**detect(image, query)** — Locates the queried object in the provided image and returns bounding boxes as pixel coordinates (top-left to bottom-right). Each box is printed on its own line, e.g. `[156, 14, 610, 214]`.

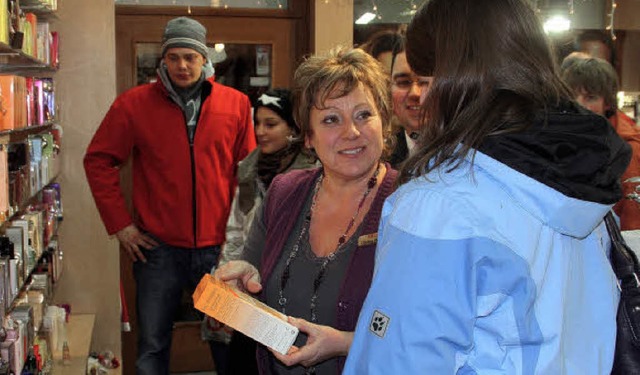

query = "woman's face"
[306, 84, 383, 181]
[254, 107, 293, 154]
[391, 52, 432, 133]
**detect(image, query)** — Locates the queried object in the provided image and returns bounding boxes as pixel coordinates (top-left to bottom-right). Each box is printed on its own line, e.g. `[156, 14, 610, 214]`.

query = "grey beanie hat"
[161, 17, 208, 59]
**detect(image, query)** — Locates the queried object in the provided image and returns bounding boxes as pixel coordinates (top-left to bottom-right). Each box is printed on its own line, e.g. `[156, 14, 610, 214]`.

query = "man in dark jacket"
[387, 38, 432, 169]
[84, 17, 255, 375]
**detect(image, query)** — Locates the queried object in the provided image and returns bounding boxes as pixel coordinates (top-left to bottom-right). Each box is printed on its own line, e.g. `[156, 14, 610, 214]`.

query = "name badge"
[358, 233, 378, 247]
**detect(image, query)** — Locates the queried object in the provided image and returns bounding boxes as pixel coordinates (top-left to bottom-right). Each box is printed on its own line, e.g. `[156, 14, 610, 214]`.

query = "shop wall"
[314, 0, 353, 54]
[50, 0, 122, 363]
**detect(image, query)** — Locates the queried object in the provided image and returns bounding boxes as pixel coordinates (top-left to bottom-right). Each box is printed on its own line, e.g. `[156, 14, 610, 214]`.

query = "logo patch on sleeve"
[369, 310, 390, 338]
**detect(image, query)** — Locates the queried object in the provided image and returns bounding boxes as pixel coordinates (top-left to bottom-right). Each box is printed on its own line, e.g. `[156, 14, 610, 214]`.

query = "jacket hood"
[475, 102, 630, 237]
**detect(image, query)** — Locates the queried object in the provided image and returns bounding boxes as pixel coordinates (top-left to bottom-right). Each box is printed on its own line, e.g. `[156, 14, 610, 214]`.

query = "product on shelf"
[0, 2, 61, 372]
[0, 76, 27, 131]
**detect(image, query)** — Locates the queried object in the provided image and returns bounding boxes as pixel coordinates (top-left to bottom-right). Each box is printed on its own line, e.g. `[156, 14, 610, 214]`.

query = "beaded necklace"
[277, 163, 381, 324]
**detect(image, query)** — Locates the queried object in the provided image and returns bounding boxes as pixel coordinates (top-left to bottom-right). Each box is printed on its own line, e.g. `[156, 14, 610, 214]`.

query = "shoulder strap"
[605, 212, 640, 287]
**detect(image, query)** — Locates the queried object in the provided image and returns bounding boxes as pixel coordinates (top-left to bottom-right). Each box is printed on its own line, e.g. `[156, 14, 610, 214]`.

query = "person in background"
[572, 30, 639, 156]
[572, 29, 637, 142]
[387, 36, 432, 168]
[561, 56, 640, 230]
[360, 29, 404, 73]
[345, 0, 629, 373]
[214, 47, 398, 374]
[83, 17, 255, 375]
[575, 29, 617, 67]
[203, 88, 317, 374]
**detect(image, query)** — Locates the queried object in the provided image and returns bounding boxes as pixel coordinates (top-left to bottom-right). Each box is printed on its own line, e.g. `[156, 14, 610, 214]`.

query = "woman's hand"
[271, 317, 354, 368]
[213, 260, 262, 294]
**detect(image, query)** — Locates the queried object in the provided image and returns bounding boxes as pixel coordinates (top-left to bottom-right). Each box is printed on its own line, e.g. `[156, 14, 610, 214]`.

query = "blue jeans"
[133, 240, 227, 375]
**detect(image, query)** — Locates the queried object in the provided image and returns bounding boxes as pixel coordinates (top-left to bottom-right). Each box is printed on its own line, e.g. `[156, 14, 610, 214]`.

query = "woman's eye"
[356, 110, 373, 121]
[322, 115, 339, 124]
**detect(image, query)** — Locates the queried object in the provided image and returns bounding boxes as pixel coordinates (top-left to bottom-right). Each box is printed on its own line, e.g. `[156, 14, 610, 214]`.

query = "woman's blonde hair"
[292, 47, 393, 158]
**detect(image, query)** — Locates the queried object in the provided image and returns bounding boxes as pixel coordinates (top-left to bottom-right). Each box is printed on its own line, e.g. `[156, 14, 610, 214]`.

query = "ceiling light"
[356, 12, 376, 25]
[543, 15, 571, 33]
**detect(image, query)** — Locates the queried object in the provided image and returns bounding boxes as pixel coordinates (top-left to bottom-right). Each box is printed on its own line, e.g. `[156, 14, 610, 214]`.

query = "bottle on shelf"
[61, 341, 70, 366]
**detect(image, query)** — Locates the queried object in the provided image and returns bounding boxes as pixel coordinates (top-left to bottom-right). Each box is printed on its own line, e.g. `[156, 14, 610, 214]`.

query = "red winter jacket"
[84, 78, 256, 248]
[610, 109, 640, 230]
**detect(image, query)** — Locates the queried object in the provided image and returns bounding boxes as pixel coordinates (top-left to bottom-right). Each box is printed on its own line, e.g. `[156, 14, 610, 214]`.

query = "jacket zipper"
[189, 91, 208, 249]
[189, 139, 197, 248]
[173, 81, 210, 249]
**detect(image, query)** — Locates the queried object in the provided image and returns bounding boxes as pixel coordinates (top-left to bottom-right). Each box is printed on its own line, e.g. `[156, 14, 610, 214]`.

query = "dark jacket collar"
[478, 102, 630, 205]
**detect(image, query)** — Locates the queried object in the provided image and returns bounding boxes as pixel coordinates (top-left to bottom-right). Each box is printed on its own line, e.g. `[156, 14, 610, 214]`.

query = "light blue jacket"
[345, 148, 620, 374]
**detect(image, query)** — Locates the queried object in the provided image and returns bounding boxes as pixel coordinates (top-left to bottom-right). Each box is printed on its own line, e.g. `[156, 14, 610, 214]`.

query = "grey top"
[244, 187, 360, 375]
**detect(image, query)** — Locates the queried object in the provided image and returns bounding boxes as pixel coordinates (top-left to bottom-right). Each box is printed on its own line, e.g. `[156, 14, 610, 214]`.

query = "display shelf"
[20, 3, 58, 19]
[6, 241, 59, 311]
[0, 122, 57, 143]
[51, 314, 96, 375]
[0, 42, 56, 73]
[0, 173, 60, 232]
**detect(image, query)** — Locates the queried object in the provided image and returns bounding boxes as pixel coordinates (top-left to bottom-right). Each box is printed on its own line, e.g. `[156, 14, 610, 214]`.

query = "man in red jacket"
[84, 17, 255, 375]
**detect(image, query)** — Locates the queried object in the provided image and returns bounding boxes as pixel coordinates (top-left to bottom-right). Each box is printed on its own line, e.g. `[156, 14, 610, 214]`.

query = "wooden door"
[115, 3, 311, 374]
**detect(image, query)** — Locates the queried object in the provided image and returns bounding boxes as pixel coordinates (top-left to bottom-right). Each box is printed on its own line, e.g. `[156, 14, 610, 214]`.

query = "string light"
[371, 0, 381, 21]
[568, 0, 574, 15]
[187, 4, 191, 14]
[607, 0, 617, 41]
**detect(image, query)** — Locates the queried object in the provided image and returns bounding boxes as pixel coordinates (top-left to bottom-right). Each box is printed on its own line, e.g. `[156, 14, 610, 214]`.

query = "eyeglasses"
[392, 76, 432, 92]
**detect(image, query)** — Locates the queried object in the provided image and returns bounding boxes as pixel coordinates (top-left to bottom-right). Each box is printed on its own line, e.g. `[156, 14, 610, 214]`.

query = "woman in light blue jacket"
[344, 0, 630, 374]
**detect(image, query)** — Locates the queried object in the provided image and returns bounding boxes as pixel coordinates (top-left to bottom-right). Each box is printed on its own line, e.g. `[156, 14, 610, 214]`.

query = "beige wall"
[314, 0, 353, 54]
[51, 0, 121, 363]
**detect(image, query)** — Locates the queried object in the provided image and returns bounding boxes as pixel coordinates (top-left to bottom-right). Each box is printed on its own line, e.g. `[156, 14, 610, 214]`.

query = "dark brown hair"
[361, 30, 404, 61]
[561, 57, 618, 117]
[401, 0, 572, 184]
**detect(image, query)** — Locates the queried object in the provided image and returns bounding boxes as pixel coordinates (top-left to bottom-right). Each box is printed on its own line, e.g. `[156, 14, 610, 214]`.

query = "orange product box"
[0, 144, 8, 221]
[193, 274, 299, 355]
[0, 76, 27, 130]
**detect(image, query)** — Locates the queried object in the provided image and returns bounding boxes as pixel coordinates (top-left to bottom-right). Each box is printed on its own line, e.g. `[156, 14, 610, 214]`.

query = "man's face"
[580, 40, 612, 63]
[163, 47, 205, 89]
[391, 52, 432, 133]
[576, 89, 608, 117]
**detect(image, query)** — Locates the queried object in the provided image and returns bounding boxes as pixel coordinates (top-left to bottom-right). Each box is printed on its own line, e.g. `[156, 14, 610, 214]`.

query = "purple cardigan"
[256, 164, 398, 374]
